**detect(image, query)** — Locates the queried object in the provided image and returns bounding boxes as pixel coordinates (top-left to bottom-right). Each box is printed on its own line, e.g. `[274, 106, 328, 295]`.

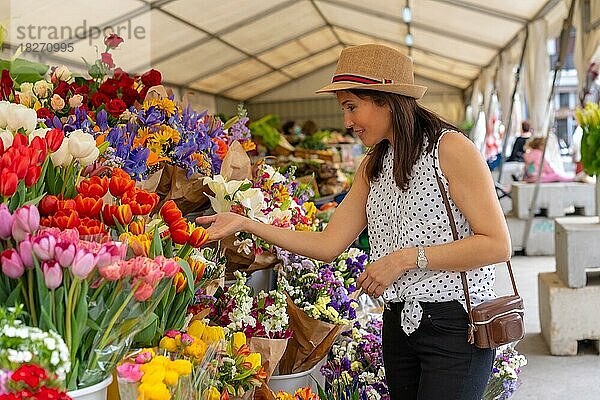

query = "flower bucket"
[268, 357, 325, 394]
[68, 376, 113, 400]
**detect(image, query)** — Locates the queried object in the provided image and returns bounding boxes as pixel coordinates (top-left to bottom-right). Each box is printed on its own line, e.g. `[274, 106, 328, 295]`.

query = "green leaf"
[164, 238, 174, 258]
[238, 182, 252, 192]
[133, 313, 159, 347]
[149, 226, 163, 258]
[5, 281, 23, 307]
[178, 259, 195, 295]
[55, 287, 65, 336]
[0, 58, 49, 84]
[223, 115, 239, 131]
[72, 283, 88, 357]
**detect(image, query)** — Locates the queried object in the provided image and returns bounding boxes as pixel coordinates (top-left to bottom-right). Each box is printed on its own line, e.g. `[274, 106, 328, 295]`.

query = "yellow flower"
[163, 370, 179, 386]
[137, 382, 171, 400]
[187, 320, 206, 340]
[206, 387, 221, 400]
[142, 98, 176, 117]
[241, 140, 256, 151]
[182, 340, 207, 361]
[232, 332, 246, 350]
[170, 360, 192, 376]
[245, 353, 261, 369]
[302, 201, 317, 219]
[203, 326, 225, 344]
[350, 361, 362, 371]
[159, 337, 178, 353]
[274, 392, 294, 400]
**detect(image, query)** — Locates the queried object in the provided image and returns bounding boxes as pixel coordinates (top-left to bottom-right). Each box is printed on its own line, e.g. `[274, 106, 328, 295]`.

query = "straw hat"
[316, 44, 427, 99]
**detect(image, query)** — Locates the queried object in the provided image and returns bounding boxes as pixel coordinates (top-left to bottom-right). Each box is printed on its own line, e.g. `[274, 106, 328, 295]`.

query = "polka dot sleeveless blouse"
[366, 131, 496, 335]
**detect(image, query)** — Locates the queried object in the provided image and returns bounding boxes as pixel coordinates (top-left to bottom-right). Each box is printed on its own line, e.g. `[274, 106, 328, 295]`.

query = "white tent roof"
[3, 0, 569, 101]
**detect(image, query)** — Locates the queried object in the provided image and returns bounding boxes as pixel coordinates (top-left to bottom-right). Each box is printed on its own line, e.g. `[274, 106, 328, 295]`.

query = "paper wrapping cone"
[221, 141, 252, 181]
[221, 235, 279, 280]
[278, 294, 341, 374]
[248, 337, 289, 381]
[255, 383, 275, 400]
[135, 168, 164, 193]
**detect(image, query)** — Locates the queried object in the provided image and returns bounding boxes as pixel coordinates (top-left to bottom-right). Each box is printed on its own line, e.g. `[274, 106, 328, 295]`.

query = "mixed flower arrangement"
[274, 387, 320, 400]
[321, 317, 388, 400]
[194, 271, 292, 340]
[483, 346, 527, 400]
[276, 247, 367, 325]
[0, 306, 71, 400]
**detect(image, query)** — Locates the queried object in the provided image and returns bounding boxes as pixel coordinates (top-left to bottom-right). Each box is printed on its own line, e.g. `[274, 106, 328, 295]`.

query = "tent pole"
[521, 0, 577, 253]
[496, 28, 529, 183]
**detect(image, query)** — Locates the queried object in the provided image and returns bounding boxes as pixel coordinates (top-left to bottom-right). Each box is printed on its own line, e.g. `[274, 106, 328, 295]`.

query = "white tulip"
[68, 129, 96, 159]
[0, 129, 13, 149]
[0, 101, 10, 128]
[78, 147, 99, 166]
[50, 137, 73, 167]
[29, 127, 51, 141]
[7, 103, 37, 133]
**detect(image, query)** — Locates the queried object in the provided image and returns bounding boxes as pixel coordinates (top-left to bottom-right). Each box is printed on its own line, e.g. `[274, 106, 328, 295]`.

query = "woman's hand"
[195, 212, 248, 241]
[357, 252, 409, 297]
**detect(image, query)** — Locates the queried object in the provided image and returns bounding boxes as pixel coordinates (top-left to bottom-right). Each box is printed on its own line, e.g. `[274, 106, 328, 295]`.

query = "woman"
[197, 44, 511, 400]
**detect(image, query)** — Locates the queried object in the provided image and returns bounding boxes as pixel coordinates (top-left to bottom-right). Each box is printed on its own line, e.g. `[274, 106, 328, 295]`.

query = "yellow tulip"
[203, 326, 225, 344]
[245, 353, 261, 369]
[206, 387, 221, 400]
[232, 332, 246, 350]
[187, 320, 206, 340]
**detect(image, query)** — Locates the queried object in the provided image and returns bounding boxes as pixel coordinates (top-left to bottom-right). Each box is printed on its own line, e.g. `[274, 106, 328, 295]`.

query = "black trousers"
[382, 301, 494, 400]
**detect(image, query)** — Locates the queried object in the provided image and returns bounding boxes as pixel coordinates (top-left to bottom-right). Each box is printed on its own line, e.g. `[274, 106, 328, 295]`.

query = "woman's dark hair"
[282, 120, 295, 135]
[349, 89, 459, 190]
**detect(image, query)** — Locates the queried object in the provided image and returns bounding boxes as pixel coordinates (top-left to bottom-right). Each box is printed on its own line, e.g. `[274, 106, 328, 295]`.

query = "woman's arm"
[196, 160, 370, 262]
[358, 131, 511, 296]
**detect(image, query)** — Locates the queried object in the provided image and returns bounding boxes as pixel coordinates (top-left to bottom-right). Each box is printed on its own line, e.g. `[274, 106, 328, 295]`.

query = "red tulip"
[13, 155, 29, 179]
[75, 195, 103, 219]
[160, 200, 182, 225]
[25, 165, 41, 187]
[12, 133, 28, 148]
[169, 218, 189, 245]
[102, 204, 133, 226]
[29, 136, 47, 163]
[39, 195, 60, 215]
[45, 128, 64, 152]
[0, 169, 17, 197]
[109, 168, 134, 197]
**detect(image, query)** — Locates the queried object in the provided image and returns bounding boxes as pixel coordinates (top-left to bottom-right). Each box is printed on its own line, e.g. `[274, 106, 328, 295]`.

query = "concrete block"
[507, 216, 555, 255]
[512, 182, 596, 219]
[539, 272, 600, 355]
[555, 217, 600, 288]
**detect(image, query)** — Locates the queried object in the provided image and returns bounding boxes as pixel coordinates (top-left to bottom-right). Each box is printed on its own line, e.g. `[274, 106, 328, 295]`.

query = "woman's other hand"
[195, 212, 248, 241]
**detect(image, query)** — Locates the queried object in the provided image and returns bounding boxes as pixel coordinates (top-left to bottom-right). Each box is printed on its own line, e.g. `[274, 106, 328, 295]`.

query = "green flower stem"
[65, 277, 80, 355]
[27, 269, 37, 326]
[89, 280, 108, 303]
[177, 243, 193, 259]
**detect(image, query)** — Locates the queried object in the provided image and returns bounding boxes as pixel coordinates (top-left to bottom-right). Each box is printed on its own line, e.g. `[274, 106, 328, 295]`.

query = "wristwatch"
[416, 246, 428, 269]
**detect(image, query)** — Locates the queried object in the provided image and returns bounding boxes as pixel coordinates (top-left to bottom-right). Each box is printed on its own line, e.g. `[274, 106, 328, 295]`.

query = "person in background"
[301, 119, 318, 136]
[197, 44, 510, 400]
[282, 120, 302, 144]
[522, 136, 573, 183]
[506, 120, 532, 162]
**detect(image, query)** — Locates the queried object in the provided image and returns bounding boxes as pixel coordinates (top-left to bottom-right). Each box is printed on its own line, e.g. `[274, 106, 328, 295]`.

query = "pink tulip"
[18, 235, 34, 269]
[155, 256, 179, 277]
[12, 205, 40, 242]
[71, 249, 96, 279]
[1, 249, 24, 279]
[144, 268, 164, 286]
[133, 281, 154, 301]
[96, 242, 126, 268]
[42, 261, 62, 289]
[98, 263, 121, 281]
[0, 204, 14, 240]
[32, 232, 57, 261]
[55, 242, 76, 268]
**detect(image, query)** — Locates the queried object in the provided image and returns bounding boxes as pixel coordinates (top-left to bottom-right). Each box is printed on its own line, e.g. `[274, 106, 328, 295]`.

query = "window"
[556, 118, 569, 145]
[559, 92, 570, 108]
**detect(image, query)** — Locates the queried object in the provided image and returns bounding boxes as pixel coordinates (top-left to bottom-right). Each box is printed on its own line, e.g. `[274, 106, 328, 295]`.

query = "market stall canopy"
[0, 0, 585, 101]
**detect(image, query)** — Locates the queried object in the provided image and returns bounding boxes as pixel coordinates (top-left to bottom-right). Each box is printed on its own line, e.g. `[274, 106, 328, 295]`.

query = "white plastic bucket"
[68, 375, 113, 400]
[268, 358, 326, 394]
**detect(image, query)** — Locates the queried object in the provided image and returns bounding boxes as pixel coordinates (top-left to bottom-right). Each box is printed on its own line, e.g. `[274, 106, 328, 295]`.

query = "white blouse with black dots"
[365, 130, 497, 335]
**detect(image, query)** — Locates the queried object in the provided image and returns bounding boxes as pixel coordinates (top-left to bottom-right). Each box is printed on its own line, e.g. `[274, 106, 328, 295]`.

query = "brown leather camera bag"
[434, 164, 525, 348]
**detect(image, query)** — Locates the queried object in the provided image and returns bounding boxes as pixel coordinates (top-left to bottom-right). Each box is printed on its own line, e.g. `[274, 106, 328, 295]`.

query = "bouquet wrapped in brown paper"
[203, 144, 319, 278]
[275, 248, 369, 374]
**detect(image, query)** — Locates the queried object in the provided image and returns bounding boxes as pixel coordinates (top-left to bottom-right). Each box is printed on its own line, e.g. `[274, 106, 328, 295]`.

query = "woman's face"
[337, 91, 392, 147]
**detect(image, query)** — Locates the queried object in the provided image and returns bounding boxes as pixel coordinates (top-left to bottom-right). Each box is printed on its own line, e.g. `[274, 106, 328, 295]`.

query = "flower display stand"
[268, 358, 325, 394]
[68, 376, 113, 400]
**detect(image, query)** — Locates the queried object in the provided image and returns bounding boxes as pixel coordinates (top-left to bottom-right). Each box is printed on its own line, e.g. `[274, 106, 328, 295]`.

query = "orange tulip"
[108, 168, 134, 197]
[129, 219, 146, 235]
[188, 226, 208, 248]
[75, 195, 103, 219]
[102, 204, 133, 226]
[122, 187, 160, 215]
[53, 209, 80, 230]
[160, 200, 182, 226]
[77, 176, 109, 199]
[77, 218, 106, 236]
[173, 272, 187, 293]
[169, 218, 189, 245]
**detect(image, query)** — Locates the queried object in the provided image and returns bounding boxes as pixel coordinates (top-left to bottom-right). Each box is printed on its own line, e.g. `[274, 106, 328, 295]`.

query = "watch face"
[417, 259, 427, 269]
